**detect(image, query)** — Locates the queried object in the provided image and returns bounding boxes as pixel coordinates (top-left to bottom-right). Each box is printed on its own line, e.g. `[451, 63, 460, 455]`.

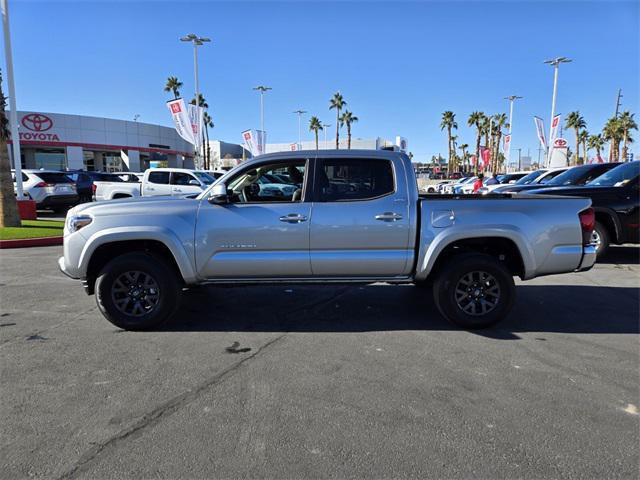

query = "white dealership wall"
[8, 111, 194, 171]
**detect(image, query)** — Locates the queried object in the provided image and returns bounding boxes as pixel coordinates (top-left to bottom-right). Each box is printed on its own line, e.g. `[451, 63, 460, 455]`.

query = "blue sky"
[2, 0, 639, 162]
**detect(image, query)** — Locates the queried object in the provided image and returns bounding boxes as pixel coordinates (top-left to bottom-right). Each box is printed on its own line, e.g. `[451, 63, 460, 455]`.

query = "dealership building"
[8, 111, 196, 172]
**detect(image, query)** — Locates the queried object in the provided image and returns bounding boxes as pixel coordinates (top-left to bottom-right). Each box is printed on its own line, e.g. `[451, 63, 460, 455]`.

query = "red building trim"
[7, 139, 194, 158]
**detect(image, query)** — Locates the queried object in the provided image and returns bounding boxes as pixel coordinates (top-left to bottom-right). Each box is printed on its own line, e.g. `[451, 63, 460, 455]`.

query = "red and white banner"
[187, 104, 205, 150]
[479, 147, 490, 171]
[289, 143, 299, 151]
[242, 129, 255, 155]
[167, 99, 195, 145]
[242, 129, 267, 156]
[503, 134, 512, 159]
[534, 116, 546, 149]
[549, 114, 561, 149]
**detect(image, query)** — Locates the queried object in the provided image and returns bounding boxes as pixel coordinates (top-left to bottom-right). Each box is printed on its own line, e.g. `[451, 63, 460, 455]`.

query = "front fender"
[414, 225, 536, 281]
[78, 226, 198, 283]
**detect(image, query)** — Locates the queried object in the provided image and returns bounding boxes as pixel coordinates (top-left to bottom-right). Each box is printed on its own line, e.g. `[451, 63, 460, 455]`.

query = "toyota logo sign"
[554, 138, 567, 148]
[21, 113, 53, 132]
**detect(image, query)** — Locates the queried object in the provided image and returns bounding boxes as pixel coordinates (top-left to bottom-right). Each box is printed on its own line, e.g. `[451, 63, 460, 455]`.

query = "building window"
[83, 151, 95, 171]
[34, 149, 65, 170]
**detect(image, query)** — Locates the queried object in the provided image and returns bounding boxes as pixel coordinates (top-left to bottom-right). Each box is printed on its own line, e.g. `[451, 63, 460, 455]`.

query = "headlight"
[66, 215, 92, 233]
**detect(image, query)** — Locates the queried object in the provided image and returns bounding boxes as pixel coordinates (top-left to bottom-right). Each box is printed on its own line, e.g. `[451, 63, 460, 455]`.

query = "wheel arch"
[593, 207, 621, 244]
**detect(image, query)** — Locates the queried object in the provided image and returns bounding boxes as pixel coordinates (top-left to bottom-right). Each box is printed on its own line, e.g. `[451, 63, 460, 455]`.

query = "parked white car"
[93, 173, 143, 201]
[12, 169, 78, 212]
[141, 168, 215, 197]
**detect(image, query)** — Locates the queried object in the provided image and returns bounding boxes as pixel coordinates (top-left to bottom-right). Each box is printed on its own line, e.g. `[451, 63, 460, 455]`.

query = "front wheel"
[95, 252, 181, 330]
[433, 254, 515, 329]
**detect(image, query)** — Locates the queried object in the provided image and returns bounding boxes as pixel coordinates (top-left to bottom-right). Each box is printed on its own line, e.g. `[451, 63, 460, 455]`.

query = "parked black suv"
[530, 161, 640, 256]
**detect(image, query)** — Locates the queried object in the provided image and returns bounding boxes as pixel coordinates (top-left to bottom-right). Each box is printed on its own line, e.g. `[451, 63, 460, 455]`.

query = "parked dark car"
[529, 161, 640, 256]
[67, 171, 127, 203]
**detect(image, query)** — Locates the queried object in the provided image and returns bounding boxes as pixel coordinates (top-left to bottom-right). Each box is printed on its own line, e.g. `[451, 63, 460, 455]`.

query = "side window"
[317, 159, 394, 202]
[171, 172, 197, 186]
[226, 160, 306, 203]
[148, 171, 170, 184]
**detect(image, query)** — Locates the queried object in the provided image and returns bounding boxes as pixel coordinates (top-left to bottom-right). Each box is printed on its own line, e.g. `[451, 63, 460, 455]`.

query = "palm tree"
[492, 113, 509, 173]
[578, 130, 589, 164]
[0, 69, 20, 227]
[190, 94, 208, 109]
[565, 111, 586, 165]
[339, 110, 359, 149]
[587, 134, 605, 162]
[164, 76, 183, 99]
[203, 112, 214, 169]
[603, 117, 623, 161]
[309, 116, 323, 150]
[440, 111, 457, 172]
[618, 111, 638, 161]
[468, 111, 486, 174]
[459, 143, 469, 173]
[329, 92, 346, 149]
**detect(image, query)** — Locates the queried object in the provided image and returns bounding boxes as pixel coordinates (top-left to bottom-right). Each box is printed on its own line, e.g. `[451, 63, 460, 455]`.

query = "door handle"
[375, 212, 403, 222]
[174, 188, 182, 192]
[279, 213, 308, 223]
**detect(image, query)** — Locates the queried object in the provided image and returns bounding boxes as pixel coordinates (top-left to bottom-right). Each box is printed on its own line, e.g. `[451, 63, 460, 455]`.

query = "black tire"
[592, 221, 610, 257]
[433, 253, 515, 329]
[95, 252, 181, 330]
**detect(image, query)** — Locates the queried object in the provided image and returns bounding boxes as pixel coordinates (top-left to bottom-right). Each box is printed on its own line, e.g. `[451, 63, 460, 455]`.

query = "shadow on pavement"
[160, 282, 639, 339]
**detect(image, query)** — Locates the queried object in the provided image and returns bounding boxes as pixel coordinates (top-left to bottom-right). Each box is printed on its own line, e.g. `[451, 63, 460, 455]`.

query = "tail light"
[91, 184, 97, 194]
[579, 207, 595, 245]
[34, 181, 53, 188]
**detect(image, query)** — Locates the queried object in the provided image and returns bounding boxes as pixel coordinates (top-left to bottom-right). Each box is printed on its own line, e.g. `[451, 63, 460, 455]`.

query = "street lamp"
[544, 56, 571, 166]
[2, 0, 24, 198]
[133, 114, 140, 122]
[504, 95, 523, 167]
[253, 86, 272, 134]
[293, 110, 306, 149]
[181, 33, 210, 168]
[322, 123, 331, 149]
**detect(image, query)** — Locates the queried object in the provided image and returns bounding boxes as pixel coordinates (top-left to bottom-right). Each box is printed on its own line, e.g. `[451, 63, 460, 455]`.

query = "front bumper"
[576, 245, 597, 272]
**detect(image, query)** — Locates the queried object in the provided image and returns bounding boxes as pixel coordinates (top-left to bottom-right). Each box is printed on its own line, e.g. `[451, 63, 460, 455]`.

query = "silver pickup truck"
[59, 150, 597, 330]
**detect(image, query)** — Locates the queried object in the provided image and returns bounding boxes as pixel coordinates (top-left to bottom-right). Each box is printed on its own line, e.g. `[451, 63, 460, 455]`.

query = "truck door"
[309, 157, 412, 277]
[144, 171, 172, 196]
[195, 159, 312, 278]
[171, 171, 203, 196]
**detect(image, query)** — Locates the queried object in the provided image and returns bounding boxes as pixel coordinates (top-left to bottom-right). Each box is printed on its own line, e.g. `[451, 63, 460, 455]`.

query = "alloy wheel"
[454, 270, 501, 316]
[111, 271, 160, 317]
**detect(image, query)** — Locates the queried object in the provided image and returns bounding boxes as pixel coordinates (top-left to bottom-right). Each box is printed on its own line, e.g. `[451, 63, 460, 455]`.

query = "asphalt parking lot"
[1, 246, 639, 479]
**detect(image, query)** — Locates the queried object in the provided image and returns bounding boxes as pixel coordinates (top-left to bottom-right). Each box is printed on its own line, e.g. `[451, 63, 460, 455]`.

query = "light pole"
[544, 57, 571, 166]
[504, 95, 522, 169]
[181, 33, 210, 168]
[253, 86, 272, 134]
[1, 0, 24, 198]
[322, 123, 331, 149]
[293, 110, 306, 149]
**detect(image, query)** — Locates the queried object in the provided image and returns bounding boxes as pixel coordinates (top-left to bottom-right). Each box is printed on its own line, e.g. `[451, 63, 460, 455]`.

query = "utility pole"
[322, 123, 331, 150]
[504, 95, 523, 167]
[1, 0, 24, 198]
[615, 89, 623, 117]
[181, 33, 211, 169]
[253, 86, 272, 135]
[293, 109, 306, 149]
[544, 57, 572, 167]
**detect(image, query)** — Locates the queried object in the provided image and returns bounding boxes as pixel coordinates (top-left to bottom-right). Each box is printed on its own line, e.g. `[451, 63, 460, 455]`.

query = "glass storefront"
[34, 149, 65, 170]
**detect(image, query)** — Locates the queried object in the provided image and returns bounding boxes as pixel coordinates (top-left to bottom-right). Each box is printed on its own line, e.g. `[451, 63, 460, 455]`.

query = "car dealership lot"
[1, 246, 638, 479]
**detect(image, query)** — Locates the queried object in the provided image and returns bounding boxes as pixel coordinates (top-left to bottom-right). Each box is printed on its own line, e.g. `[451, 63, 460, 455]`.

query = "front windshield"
[588, 162, 640, 187]
[193, 171, 215, 185]
[516, 170, 545, 185]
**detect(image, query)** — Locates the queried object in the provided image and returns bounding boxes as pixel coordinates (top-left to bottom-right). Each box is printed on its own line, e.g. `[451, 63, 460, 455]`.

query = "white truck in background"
[93, 169, 215, 201]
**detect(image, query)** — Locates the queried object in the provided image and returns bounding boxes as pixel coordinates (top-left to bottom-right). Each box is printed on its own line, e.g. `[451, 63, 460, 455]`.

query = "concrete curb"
[0, 236, 63, 249]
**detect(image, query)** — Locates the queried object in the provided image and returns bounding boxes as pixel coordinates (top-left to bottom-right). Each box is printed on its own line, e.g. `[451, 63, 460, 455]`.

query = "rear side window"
[148, 171, 170, 184]
[36, 172, 73, 184]
[317, 159, 394, 202]
[171, 172, 197, 186]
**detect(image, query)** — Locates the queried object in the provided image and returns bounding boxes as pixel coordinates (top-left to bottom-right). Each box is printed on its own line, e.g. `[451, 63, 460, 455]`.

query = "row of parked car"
[423, 162, 640, 256]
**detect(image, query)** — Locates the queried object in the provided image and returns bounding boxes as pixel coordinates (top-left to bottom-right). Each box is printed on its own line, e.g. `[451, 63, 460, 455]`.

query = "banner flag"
[167, 99, 195, 145]
[549, 114, 561, 148]
[534, 116, 546, 149]
[187, 104, 205, 150]
[242, 130, 255, 155]
[255, 130, 266, 156]
[289, 143, 299, 151]
[479, 146, 490, 171]
[503, 134, 512, 162]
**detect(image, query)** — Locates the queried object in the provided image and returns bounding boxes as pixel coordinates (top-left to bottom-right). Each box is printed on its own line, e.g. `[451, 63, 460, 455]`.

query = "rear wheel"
[433, 253, 515, 329]
[591, 221, 610, 257]
[95, 252, 181, 330]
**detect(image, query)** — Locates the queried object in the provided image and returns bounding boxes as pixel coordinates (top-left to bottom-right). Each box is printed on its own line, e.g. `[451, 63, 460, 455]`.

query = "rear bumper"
[38, 195, 79, 208]
[576, 245, 597, 272]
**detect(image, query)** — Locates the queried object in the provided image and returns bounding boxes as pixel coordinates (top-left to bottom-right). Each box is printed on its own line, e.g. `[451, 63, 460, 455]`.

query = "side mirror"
[208, 183, 229, 204]
[189, 179, 200, 186]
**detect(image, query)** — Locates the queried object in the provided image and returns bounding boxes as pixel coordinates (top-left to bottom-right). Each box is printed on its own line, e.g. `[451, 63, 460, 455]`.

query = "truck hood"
[70, 195, 200, 217]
